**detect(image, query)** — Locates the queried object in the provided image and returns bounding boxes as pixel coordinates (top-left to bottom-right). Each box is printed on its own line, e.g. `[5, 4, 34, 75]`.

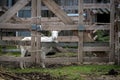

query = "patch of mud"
[83, 75, 120, 80]
[16, 72, 64, 80]
[0, 72, 65, 80]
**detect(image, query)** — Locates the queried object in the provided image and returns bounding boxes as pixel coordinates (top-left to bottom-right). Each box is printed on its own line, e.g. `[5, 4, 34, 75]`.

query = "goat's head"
[51, 31, 59, 43]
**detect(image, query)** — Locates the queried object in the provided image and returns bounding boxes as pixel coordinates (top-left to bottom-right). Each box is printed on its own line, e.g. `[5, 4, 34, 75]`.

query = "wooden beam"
[0, 56, 109, 64]
[46, 57, 109, 63]
[58, 35, 93, 42]
[84, 47, 110, 51]
[62, 3, 110, 10]
[1, 36, 90, 42]
[19, 3, 110, 11]
[0, 23, 31, 30]
[83, 3, 110, 9]
[31, 0, 37, 63]
[78, 0, 84, 63]
[1, 6, 22, 22]
[0, 23, 110, 31]
[18, 17, 111, 24]
[0, 40, 110, 52]
[0, 40, 109, 47]
[48, 57, 109, 63]
[84, 57, 109, 62]
[58, 42, 109, 47]
[58, 36, 78, 42]
[36, 0, 42, 64]
[2, 37, 23, 41]
[20, 17, 78, 24]
[0, 0, 30, 23]
[42, 0, 74, 24]
[109, 0, 115, 62]
[0, 56, 31, 62]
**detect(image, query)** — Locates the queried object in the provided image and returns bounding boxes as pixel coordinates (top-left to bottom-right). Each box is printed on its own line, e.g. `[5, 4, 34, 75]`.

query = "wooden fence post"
[78, 0, 84, 63]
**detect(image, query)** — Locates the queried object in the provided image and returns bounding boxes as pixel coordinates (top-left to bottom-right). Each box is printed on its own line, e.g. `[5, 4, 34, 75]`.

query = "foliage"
[96, 30, 109, 42]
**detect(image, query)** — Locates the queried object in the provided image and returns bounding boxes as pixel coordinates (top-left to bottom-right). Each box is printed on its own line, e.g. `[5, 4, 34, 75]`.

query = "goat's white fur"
[20, 31, 59, 69]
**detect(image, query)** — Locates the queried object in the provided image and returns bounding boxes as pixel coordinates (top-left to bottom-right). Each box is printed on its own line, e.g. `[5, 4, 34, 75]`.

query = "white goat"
[20, 31, 59, 69]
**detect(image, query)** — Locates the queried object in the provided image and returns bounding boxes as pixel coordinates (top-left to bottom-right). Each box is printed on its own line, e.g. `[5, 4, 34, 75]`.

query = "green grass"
[7, 65, 120, 80]
[0, 51, 20, 57]
[0, 46, 20, 57]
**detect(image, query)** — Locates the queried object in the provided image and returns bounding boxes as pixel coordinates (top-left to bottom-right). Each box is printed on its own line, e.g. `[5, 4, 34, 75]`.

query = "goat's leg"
[20, 63, 24, 69]
[41, 50, 46, 68]
[41, 60, 45, 68]
[20, 48, 27, 69]
[40, 47, 53, 68]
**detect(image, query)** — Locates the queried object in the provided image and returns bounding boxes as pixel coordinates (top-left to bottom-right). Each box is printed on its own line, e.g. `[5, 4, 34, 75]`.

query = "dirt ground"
[0, 61, 120, 80]
[83, 75, 120, 80]
[0, 72, 65, 80]
[0, 71, 120, 80]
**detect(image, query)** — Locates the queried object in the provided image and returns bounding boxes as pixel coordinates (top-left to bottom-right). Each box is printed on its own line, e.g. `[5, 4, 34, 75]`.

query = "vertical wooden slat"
[31, 0, 37, 63]
[37, 0, 41, 24]
[78, 0, 84, 63]
[109, 0, 115, 62]
[36, 32, 41, 64]
[31, 0, 37, 24]
[36, 0, 41, 64]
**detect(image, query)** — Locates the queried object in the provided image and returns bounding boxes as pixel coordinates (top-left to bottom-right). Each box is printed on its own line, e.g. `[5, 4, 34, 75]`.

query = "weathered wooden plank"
[1, 6, 22, 22]
[84, 57, 109, 62]
[84, 3, 110, 9]
[65, 46, 110, 52]
[2, 37, 23, 41]
[20, 17, 111, 24]
[67, 3, 110, 9]
[0, 56, 108, 63]
[0, 23, 110, 31]
[0, 39, 109, 47]
[84, 47, 110, 51]
[0, 56, 31, 62]
[1, 35, 91, 43]
[1, 36, 89, 42]
[45, 57, 77, 64]
[0, 0, 30, 23]
[58, 42, 109, 47]
[42, 0, 74, 24]
[109, 0, 115, 62]
[58, 35, 93, 42]
[36, 0, 42, 64]
[19, 17, 78, 23]
[45, 57, 108, 64]
[0, 23, 30, 30]
[21, 4, 110, 10]
[58, 36, 78, 42]
[85, 24, 110, 30]
[0, 40, 31, 46]
[78, 0, 84, 63]
[31, 0, 38, 63]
